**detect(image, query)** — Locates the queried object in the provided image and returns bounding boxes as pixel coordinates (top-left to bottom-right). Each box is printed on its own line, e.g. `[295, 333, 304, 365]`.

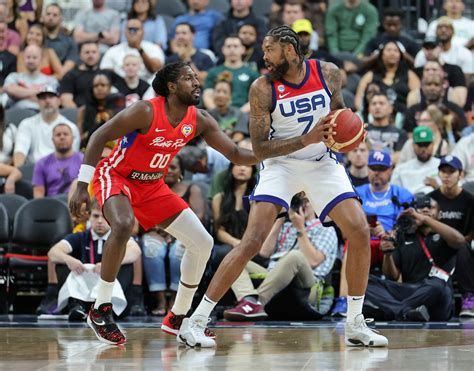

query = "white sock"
[94, 278, 115, 309]
[191, 295, 217, 320]
[171, 282, 198, 315]
[346, 295, 364, 323]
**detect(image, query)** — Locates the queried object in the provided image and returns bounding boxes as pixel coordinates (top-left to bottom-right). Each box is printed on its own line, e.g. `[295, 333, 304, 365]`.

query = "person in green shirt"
[203, 35, 259, 113]
[325, 0, 379, 59]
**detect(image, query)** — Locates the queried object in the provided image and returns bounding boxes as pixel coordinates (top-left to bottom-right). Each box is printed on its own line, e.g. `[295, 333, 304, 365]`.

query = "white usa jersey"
[270, 59, 331, 161]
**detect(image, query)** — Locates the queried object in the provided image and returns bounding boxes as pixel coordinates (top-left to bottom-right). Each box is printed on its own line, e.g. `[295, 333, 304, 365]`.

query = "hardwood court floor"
[1, 318, 474, 370]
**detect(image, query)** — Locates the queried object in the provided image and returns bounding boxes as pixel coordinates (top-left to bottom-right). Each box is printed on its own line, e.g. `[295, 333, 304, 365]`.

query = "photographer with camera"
[364, 194, 466, 321]
[222, 193, 338, 321]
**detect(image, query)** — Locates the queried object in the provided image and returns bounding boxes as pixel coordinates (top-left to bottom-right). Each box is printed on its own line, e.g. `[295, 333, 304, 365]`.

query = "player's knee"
[195, 231, 214, 255]
[241, 236, 265, 258]
[110, 215, 135, 239]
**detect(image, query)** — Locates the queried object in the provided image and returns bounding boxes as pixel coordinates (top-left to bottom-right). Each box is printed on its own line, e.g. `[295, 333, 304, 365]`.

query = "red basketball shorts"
[92, 169, 189, 231]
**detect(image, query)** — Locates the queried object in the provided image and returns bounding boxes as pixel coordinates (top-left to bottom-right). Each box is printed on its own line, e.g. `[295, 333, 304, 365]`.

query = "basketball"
[325, 109, 365, 153]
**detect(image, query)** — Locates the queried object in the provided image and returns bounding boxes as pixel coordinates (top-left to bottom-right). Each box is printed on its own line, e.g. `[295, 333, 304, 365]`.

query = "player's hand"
[69, 182, 91, 219]
[303, 115, 336, 145]
[67, 257, 87, 275]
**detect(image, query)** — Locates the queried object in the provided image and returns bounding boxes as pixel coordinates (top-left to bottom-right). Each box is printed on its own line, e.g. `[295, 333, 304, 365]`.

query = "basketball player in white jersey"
[179, 26, 388, 348]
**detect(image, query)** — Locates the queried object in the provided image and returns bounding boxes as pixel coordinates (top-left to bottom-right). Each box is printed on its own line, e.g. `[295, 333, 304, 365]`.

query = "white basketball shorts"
[249, 152, 357, 223]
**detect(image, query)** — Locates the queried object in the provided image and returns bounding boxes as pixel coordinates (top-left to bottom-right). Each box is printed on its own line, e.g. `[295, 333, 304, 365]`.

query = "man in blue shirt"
[170, 0, 224, 50]
[356, 150, 414, 252]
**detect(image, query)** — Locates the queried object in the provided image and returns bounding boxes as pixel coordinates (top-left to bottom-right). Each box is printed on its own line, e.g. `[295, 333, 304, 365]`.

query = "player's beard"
[266, 58, 290, 82]
[178, 90, 200, 106]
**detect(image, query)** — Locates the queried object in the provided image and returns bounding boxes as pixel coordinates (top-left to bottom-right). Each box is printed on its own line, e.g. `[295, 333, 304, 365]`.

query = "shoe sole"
[345, 338, 388, 347]
[87, 316, 126, 346]
[223, 312, 268, 321]
[178, 334, 215, 348]
[459, 312, 474, 317]
[161, 324, 179, 336]
[162, 324, 217, 340]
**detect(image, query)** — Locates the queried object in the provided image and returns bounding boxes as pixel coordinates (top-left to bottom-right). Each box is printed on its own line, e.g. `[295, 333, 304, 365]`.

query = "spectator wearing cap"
[399, 104, 451, 164]
[362, 8, 420, 68]
[212, 0, 267, 59]
[292, 19, 343, 68]
[355, 150, 414, 267]
[13, 86, 79, 167]
[32, 123, 83, 198]
[332, 150, 414, 317]
[364, 193, 466, 322]
[426, 0, 474, 49]
[391, 126, 441, 194]
[3, 44, 58, 110]
[435, 17, 473, 77]
[429, 155, 474, 317]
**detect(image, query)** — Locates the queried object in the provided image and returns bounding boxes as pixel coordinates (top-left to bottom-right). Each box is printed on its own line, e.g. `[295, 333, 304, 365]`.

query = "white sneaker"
[345, 314, 388, 347]
[177, 317, 216, 348]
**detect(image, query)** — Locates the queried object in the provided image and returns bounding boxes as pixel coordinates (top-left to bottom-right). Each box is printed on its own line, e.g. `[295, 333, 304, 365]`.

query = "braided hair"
[152, 62, 189, 97]
[266, 25, 304, 63]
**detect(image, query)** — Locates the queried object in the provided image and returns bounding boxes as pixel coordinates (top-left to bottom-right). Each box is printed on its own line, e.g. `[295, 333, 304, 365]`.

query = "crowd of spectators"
[0, 0, 472, 322]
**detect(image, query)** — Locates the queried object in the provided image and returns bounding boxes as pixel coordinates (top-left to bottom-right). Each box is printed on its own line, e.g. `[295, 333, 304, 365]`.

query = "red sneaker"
[161, 311, 216, 339]
[87, 303, 126, 345]
[223, 299, 268, 321]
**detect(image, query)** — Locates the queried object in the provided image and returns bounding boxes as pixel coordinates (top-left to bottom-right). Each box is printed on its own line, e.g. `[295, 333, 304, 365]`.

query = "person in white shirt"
[392, 126, 441, 194]
[434, 17, 473, 76]
[426, 0, 474, 48]
[451, 133, 474, 183]
[100, 18, 164, 83]
[3, 45, 58, 110]
[13, 86, 79, 167]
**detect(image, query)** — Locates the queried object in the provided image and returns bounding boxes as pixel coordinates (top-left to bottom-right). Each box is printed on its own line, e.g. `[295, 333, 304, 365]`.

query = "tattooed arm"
[320, 61, 346, 111]
[249, 77, 334, 161]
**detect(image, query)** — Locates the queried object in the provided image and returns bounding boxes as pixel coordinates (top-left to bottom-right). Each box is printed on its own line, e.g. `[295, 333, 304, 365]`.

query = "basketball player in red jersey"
[69, 62, 257, 346]
[182, 26, 388, 347]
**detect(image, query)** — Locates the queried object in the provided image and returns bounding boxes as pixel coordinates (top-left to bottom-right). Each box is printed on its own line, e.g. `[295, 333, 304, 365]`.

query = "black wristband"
[382, 249, 395, 255]
[138, 47, 144, 55]
[98, 31, 104, 40]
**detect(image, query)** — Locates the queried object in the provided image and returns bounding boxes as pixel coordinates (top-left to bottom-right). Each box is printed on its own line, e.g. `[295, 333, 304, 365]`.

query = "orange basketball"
[325, 108, 365, 153]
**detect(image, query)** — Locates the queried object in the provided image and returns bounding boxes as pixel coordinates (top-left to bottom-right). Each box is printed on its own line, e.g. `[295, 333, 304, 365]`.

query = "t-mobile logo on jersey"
[149, 137, 186, 149]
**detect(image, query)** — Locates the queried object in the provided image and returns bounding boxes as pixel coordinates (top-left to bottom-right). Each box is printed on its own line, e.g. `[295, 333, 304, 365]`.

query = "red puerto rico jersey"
[96, 96, 197, 184]
[270, 59, 331, 161]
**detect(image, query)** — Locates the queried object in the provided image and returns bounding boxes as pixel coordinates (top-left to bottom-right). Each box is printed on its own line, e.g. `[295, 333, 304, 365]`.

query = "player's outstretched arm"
[249, 77, 334, 161]
[70, 101, 153, 218]
[198, 109, 257, 166]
